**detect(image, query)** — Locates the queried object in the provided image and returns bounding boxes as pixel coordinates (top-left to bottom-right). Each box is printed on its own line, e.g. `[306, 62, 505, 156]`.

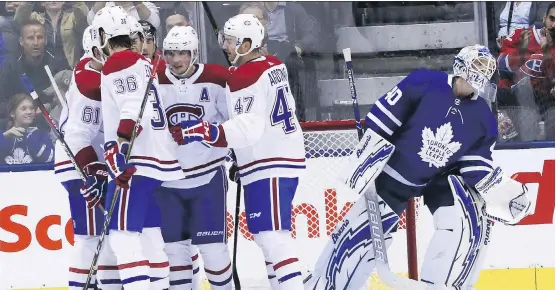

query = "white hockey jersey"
[101, 50, 183, 181]
[222, 55, 305, 185]
[54, 57, 105, 182]
[158, 63, 230, 189]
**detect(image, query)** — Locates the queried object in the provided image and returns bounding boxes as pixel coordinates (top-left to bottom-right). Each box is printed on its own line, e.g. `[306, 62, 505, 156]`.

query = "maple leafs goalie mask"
[453, 45, 498, 103]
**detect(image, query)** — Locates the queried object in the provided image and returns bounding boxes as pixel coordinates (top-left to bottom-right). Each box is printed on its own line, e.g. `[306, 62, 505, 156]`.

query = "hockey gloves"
[103, 140, 136, 189]
[80, 162, 108, 208]
[170, 120, 228, 147]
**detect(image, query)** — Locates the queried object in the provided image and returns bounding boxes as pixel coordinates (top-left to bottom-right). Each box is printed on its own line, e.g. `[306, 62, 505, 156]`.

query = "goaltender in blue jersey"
[306, 45, 532, 290]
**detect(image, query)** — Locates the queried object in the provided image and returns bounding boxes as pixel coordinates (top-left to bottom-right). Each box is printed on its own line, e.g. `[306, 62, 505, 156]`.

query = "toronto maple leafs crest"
[418, 122, 461, 168]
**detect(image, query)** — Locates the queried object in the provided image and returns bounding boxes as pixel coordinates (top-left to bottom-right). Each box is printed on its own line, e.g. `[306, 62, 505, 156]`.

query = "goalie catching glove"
[169, 120, 228, 147]
[80, 162, 109, 208]
[476, 166, 532, 225]
[103, 140, 136, 189]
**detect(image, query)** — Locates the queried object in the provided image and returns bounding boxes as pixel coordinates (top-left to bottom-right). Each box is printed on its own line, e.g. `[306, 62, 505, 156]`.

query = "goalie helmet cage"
[300, 120, 420, 287]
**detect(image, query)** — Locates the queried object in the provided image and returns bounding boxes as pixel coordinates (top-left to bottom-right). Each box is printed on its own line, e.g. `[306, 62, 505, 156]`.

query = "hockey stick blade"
[82, 56, 162, 290]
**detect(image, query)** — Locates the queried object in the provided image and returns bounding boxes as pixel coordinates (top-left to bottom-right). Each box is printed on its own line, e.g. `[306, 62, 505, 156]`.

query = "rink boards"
[0, 145, 554, 290]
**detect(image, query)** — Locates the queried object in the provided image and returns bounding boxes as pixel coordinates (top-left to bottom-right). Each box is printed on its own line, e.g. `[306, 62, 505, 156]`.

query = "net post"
[406, 198, 419, 280]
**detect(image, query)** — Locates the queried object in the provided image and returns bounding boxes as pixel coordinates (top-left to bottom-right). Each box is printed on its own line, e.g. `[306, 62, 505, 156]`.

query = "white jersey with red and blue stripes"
[54, 57, 104, 182]
[101, 50, 184, 181]
[222, 56, 306, 185]
[157, 63, 230, 189]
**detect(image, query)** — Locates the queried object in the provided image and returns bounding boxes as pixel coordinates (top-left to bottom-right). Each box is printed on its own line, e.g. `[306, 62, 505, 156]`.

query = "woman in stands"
[0, 93, 53, 164]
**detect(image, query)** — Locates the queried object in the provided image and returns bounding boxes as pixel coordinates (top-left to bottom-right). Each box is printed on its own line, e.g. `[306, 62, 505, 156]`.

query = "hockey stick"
[82, 56, 162, 290]
[201, 2, 242, 288]
[44, 65, 68, 107]
[341, 48, 428, 290]
[342, 48, 364, 139]
[20, 74, 106, 214]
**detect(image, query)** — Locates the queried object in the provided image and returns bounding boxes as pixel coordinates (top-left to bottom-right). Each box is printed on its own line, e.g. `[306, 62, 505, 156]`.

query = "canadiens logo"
[520, 54, 546, 79]
[166, 103, 205, 126]
[418, 122, 462, 168]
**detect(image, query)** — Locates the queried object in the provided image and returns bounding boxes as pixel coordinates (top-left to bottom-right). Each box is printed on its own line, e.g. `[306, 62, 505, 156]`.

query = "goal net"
[222, 120, 426, 290]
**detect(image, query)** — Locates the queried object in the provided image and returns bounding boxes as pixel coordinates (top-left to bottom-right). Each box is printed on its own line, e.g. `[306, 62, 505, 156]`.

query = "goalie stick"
[82, 56, 162, 290]
[341, 48, 428, 290]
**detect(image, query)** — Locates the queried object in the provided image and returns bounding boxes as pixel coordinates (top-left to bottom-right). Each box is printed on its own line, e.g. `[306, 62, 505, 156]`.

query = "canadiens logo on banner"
[418, 122, 461, 168]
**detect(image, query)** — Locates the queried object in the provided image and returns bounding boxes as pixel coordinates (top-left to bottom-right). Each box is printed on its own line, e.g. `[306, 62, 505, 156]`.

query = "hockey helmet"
[453, 45, 497, 102]
[91, 6, 132, 63]
[221, 14, 265, 64]
[163, 26, 199, 74]
[82, 25, 103, 64]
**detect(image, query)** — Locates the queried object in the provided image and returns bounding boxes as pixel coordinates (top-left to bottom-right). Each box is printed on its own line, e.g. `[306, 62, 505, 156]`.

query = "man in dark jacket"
[0, 19, 67, 119]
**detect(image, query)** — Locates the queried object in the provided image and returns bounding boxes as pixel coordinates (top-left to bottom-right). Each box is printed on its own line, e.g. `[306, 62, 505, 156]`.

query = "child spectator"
[0, 93, 53, 164]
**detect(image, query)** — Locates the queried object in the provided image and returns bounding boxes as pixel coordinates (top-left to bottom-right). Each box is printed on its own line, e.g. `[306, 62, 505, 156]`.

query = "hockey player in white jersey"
[305, 45, 532, 289]
[155, 26, 233, 289]
[53, 25, 108, 290]
[91, 6, 184, 290]
[170, 14, 306, 290]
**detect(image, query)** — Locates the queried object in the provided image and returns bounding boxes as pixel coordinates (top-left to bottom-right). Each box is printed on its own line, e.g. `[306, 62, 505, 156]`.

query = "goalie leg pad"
[198, 243, 233, 289]
[421, 176, 492, 289]
[254, 230, 304, 289]
[164, 240, 194, 289]
[305, 192, 396, 290]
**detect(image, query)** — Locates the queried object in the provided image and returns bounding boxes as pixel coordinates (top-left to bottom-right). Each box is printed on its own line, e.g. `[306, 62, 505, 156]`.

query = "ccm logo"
[0, 205, 74, 252]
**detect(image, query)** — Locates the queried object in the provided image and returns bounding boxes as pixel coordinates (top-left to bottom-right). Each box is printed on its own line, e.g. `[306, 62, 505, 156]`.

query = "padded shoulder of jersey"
[102, 50, 147, 76]
[227, 56, 283, 92]
[195, 64, 230, 88]
[74, 57, 101, 101]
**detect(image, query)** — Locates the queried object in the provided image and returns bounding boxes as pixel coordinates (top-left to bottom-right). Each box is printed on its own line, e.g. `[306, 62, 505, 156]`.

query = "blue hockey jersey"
[366, 69, 498, 214]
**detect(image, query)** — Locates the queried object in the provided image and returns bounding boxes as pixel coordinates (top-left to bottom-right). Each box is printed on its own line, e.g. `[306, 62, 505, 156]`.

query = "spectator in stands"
[0, 93, 54, 165]
[239, 2, 308, 121]
[498, 3, 554, 104]
[261, 1, 319, 58]
[14, 2, 88, 69]
[497, 3, 554, 141]
[494, 2, 551, 48]
[165, 8, 190, 35]
[0, 2, 23, 58]
[0, 20, 66, 119]
[88, 2, 160, 29]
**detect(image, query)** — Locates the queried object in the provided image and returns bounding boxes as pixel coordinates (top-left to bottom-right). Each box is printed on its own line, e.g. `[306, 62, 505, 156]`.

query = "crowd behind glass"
[0, 1, 553, 166]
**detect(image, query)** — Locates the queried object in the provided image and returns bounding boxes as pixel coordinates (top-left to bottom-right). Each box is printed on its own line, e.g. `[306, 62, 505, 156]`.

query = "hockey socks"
[141, 228, 170, 289]
[68, 235, 100, 289]
[109, 230, 150, 289]
[254, 230, 303, 290]
[198, 243, 233, 289]
[165, 240, 194, 290]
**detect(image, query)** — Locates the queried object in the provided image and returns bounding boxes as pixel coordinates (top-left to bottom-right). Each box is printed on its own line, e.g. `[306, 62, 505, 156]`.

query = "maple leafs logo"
[418, 122, 461, 168]
[5, 147, 32, 165]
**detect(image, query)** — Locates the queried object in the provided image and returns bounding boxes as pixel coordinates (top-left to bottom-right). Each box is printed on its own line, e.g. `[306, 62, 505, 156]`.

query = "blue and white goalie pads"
[304, 129, 397, 289]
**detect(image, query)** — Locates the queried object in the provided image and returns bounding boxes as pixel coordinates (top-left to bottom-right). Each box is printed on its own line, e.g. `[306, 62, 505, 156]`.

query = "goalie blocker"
[305, 129, 532, 290]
